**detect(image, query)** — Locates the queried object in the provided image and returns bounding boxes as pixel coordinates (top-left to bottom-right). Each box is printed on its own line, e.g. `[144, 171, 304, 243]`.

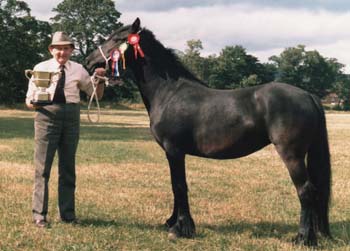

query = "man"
[26, 31, 106, 227]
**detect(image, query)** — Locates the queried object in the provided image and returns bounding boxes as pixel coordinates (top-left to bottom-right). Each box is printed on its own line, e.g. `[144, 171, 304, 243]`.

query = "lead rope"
[87, 72, 109, 123]
[87, 46, 111, 123]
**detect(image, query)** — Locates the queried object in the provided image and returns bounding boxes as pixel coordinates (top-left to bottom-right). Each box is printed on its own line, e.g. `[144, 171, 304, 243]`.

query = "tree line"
[1, 0, 349, 108]
[180, 40, 350, 109]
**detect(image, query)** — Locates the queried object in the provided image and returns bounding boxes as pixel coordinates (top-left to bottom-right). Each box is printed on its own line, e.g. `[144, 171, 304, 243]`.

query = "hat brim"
[49, 41, 75, 48]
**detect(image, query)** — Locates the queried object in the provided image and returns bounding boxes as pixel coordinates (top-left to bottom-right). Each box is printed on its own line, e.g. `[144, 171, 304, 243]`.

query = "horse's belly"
[193, 135, 270, 159]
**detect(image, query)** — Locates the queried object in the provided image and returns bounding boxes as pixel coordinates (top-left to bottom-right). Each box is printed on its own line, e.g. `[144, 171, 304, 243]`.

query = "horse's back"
[255, 82, 320, 122]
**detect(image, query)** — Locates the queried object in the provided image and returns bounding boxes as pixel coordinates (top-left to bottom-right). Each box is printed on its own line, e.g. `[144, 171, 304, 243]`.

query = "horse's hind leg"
[165, 152, 195, 238]
[275, 145, 318, 246]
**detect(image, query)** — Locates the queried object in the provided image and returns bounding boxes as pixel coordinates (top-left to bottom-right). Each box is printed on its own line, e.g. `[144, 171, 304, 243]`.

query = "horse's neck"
[133, 63, 175, 113]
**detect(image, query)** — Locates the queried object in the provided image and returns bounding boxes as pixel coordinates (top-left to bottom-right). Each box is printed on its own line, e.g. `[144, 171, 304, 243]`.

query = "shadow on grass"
[77, 217, 166, 231]
[0, 117, 153, 142]
[73, 217, 350, 247]
[200, 221, 298, 239]
[200, 220, 350, 247]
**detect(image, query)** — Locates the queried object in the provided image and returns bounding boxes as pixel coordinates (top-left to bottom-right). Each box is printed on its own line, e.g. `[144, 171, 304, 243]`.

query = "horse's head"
[86, 18, 143, 73]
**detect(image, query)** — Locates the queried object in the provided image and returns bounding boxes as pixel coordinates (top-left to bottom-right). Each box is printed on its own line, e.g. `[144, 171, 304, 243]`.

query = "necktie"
[53, 65, 66, 103]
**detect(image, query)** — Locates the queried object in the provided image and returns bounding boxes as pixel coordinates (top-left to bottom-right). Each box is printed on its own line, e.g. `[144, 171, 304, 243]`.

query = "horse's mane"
[140, 28, 206, 85]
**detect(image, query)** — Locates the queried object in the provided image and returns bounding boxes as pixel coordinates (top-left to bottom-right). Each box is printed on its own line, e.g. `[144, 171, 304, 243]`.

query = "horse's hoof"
[168, 216, 195, 238]
[293, 233, 318, 246]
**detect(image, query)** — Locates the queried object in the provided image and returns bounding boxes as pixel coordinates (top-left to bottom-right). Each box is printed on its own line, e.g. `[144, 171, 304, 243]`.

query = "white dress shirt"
[26, 58, 93, 105]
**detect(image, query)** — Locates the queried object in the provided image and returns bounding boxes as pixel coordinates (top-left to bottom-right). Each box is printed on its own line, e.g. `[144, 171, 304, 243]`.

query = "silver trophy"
[25, 70, 60, 105]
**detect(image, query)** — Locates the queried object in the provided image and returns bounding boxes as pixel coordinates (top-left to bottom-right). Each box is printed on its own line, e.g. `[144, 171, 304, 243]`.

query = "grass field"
[0, 106, 349, 250]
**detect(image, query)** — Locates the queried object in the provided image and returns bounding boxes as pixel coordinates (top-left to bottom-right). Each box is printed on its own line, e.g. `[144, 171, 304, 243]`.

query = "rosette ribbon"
[127, 33, 145, 59]
[110, 49, 121, 77]
[119, 42, 128, 70]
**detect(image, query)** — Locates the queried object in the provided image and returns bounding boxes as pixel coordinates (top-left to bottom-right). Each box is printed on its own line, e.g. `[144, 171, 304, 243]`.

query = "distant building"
[322, 93, 342, 108]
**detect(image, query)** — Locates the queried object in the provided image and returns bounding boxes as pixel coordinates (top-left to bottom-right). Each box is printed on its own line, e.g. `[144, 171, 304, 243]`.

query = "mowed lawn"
[0, 107, 349, 251]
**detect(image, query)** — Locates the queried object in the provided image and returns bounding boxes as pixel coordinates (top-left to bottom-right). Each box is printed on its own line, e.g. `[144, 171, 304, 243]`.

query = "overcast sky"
[24, 0, 350, 73]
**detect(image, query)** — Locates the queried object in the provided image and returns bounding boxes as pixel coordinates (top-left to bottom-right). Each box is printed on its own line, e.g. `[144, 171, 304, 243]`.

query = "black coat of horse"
[86, 18, 331, 245]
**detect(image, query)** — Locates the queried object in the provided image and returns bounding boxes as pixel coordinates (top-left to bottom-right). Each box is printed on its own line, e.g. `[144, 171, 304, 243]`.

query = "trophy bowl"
[25, 70, 60, 106]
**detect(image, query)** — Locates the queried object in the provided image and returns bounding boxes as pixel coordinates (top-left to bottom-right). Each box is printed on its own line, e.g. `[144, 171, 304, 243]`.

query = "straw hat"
[49, 31, 75, 48]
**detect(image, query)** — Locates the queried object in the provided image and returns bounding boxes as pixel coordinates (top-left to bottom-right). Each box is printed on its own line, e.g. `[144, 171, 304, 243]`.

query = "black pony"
[86, 18, 331, 245]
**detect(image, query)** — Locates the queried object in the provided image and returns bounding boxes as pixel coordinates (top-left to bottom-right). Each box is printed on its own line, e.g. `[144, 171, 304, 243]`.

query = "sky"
[24, 0, 350, 73]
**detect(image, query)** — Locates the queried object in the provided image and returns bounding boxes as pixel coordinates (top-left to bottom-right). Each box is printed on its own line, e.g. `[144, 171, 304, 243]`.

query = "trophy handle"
[25, 69, 33, 80]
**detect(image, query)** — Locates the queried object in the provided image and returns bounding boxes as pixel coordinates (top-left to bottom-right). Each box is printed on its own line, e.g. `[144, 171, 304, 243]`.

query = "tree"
[208, 45, 274, 89]
[50, 0, 141, 103]
[180, 39, 215, 82]
[332, 76, 350, 110]
[269, 45, 343, 98]
[50, 0, 122, 62]
[0, 0, 51, 103]
[329, 59, 350, 110]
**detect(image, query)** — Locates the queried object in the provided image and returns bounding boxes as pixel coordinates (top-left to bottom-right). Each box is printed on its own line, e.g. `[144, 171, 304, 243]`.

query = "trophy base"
[31, 100, 53, 106]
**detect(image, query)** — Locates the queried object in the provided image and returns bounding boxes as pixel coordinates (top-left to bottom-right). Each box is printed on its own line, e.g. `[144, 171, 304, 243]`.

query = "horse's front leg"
[165, 152, 195, 238]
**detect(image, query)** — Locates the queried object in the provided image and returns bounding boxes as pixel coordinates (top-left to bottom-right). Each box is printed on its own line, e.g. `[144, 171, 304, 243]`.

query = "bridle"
[87, 29, 144, 123]
[94, 28, 144, 74]
[98, 46, 111, 71]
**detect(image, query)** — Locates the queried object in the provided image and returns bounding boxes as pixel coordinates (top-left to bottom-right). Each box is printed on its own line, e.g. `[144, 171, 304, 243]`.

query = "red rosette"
[128, 34, 140, 45]
[128, 33, 145, 59]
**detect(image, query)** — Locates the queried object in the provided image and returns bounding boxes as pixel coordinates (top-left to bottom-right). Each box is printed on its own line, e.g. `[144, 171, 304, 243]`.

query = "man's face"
[49, 45, 74, 65]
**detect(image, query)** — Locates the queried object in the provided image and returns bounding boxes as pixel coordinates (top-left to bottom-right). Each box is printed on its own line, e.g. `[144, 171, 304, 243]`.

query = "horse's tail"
[307, 94, 331, 237]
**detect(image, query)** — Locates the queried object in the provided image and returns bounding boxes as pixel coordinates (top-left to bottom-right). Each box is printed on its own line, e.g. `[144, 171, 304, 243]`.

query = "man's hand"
[94, 67, 106, 77]
[92, 68, 106, 100]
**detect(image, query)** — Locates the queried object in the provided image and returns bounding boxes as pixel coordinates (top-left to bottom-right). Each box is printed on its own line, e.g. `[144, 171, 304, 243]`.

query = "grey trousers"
[32, 104, 80, 221]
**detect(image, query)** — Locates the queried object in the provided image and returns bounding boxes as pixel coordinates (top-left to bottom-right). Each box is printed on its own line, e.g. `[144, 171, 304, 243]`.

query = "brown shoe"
[34, 219, 49, 228]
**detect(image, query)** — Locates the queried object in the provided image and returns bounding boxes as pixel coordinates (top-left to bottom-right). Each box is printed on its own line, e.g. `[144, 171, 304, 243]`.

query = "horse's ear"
[131, 17, 141, 33]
